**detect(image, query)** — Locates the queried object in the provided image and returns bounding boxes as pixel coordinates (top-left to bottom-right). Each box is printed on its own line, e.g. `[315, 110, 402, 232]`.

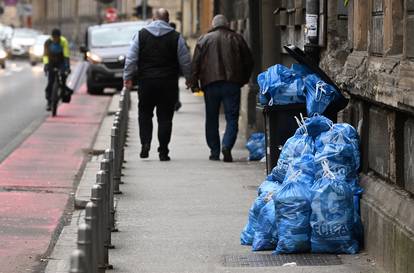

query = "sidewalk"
[108, 84, 379, 273]
[45, 81, 380, 273]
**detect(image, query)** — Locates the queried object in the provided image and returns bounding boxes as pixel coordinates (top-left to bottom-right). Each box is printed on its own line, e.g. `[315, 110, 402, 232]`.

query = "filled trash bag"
[302, 115, 333, 139]
[310, 162, 359, 254]
[314, 123, 362, 194]
[258, 179, 283, 197]
[246, 132, 266, 161]
[284, 154, 316, 188]
[315, 123, 360, 170]
[267, 129, 315, 183]
[241, 193, 269, 245]
[257, 64, 306, 106]
[304, 74, 340, 116]
[274, 171, 312, 254]
[252, 197, 278, 251]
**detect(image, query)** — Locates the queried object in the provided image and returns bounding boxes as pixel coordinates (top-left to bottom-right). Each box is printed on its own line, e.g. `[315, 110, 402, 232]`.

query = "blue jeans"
[204, 81, 241, 157]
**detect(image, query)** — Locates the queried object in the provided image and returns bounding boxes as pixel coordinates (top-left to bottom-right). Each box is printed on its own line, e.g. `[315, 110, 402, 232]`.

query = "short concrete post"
[111, 125, 122, 194]
[100, 159, 115, 249]
[96, 171, 113, 269]
[69, 249, 87, 273]
[91, 183, 105, 270]
[104, 149, 117, 232]
[84, 201, 98, 273]
[76, 223, 92, 273]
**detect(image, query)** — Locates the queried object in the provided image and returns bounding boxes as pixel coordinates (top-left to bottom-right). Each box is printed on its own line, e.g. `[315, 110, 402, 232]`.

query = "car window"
[90, 24, 143, 47]
[14, 29, 38, 38]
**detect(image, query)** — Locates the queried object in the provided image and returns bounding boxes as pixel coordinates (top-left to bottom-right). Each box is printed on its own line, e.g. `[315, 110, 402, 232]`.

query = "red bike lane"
[0, 86, 111, 272]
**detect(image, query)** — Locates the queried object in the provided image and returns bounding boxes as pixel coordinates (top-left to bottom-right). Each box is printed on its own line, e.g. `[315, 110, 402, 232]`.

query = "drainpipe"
[305, 0, 320, 63]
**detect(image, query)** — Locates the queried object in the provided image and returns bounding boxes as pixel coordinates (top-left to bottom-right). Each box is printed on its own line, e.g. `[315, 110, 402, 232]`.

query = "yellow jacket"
[43, 36, 70, 65]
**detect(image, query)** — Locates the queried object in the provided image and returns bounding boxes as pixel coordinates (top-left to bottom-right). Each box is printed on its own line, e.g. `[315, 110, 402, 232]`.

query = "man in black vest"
[124, 8, 191, 161]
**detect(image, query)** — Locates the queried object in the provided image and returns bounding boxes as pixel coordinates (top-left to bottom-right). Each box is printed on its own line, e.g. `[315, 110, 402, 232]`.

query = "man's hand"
[124, 79, 133, 90]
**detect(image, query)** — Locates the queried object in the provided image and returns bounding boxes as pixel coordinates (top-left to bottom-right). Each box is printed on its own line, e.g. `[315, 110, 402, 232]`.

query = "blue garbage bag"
[291, 63, 313, 78]
[246, 132, 266, 161]
[304, 74, 340, 116]
[267, 131, 315, 183]
[252, 198, 278, 251]
[257, 64, 306, 106]
[258, 179, 283, 197]
[302, 115, 333, 139]
[284, 154, 316, 188]
[314, 123, 362, 194]
[241, 193, 269, 245]
[274, 171, 312, 254]
[316, 123, 360, 170]
[310, 164, 359, 254]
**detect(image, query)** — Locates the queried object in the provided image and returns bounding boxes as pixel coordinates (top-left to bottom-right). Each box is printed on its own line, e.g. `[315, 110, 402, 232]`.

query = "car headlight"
[0, 50, 7, 59]
[32, 46, 44, 57]
[86, 51, 102, 64]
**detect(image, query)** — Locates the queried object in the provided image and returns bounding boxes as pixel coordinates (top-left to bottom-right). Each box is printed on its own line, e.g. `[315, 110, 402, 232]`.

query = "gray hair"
[212, 14, 229, 28]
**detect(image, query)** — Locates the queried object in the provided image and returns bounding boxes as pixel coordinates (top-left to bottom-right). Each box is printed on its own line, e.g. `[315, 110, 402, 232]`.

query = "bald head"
[153, 8, 169, 23]
[212, 14, 229, 28]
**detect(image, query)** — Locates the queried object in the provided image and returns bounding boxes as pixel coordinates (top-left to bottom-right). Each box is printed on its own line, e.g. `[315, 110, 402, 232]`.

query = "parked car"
[0, 24, 13, 54]
[0, 44, 7, 69]
[10, 28, 40, 57]
[29, 34, 49, 65]
[81, 21, 147, 94]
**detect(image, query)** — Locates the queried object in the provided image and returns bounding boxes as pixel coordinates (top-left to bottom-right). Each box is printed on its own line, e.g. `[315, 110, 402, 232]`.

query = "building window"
[370, 0, 384, 55]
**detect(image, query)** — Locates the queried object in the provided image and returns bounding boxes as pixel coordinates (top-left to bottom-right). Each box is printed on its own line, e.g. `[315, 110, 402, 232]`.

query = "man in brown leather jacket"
[191, 14, 253, 162]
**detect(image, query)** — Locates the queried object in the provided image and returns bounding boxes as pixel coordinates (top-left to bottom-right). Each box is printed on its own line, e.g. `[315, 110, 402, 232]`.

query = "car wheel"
[1, 63, 5, 69]
[30, 61, 37, 66]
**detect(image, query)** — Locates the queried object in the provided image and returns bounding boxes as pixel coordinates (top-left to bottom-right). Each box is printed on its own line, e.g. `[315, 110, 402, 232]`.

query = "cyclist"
[43, 28, 72, 111]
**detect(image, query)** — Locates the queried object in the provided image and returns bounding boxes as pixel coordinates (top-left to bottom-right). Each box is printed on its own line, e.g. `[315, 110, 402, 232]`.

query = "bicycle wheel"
[51, 77, 60, 117]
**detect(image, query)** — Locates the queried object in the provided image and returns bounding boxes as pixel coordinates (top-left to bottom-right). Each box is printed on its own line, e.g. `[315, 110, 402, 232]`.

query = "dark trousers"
[138, 78, 178, 154]
[45, 65, 66, 103]
[204, 81, 241, 157]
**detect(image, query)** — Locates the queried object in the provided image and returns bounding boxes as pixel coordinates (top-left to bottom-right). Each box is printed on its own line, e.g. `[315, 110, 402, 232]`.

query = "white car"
[29, 34, 49, 65]
[10, 28, 41, 57]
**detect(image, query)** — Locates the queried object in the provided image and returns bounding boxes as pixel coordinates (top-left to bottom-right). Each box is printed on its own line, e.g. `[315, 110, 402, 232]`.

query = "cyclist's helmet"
[51, 28, 61, 37]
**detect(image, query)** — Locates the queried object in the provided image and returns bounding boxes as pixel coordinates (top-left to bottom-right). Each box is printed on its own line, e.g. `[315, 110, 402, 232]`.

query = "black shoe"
[140, 144, 150, 158]
[174, 101, 182, 112]
[159, 153, 171, 161]
[209, 154, 220, 161]
[222, 147, 233, 162]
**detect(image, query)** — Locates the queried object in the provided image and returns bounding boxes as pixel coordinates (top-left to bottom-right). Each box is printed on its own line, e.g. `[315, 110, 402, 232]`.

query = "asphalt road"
[0, 59, 48, 162]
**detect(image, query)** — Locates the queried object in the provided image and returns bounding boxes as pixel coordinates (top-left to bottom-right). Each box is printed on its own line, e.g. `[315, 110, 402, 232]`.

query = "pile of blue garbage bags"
[240, 114, 363, 254]
[258, 63, 341, 117]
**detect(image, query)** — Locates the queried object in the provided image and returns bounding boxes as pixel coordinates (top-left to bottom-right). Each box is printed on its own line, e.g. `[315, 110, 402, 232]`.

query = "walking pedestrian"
[124, 8, 191, 161]
[190, 14, 253, 162]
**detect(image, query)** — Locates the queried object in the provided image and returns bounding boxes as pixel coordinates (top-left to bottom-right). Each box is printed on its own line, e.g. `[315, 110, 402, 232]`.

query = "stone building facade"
[191, 1, 414, 272]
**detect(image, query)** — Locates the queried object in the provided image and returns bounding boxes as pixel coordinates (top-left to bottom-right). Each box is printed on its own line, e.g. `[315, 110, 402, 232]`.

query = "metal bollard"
[84, 201, 98, 273]
[76, 223, 92, 273]
[104, 149, 118, 232]
[111, 125, 123, 194]
[91, 183, 105, 271]
[100, 158, 115, 249]
[96, 171, 113, 269]
[69, 249, 87, 273]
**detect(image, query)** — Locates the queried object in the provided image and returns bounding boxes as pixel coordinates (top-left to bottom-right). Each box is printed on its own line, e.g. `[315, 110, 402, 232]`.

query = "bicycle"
[50, 67, 70, 117]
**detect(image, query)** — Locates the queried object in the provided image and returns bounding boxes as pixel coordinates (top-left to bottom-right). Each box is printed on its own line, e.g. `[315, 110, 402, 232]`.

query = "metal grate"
[223, 254, 342, 267]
